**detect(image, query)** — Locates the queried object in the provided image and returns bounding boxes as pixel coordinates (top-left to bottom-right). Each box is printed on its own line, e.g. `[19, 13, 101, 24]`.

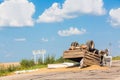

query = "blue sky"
[0, 0, 120, 62]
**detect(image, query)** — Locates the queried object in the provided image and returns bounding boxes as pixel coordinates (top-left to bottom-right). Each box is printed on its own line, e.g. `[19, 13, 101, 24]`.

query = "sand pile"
[82, 65, 109, 70]
[22, 65, 109, 75]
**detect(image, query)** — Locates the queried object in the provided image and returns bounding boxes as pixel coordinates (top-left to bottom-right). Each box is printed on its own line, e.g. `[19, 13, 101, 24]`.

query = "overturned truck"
[63, 40, 111, 68]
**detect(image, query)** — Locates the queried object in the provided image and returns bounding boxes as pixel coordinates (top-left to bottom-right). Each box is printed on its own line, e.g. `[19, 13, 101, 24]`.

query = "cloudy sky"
[0, 0, 120, 62]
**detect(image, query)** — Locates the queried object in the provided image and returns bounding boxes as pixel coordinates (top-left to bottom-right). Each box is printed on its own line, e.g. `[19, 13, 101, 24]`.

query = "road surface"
[0, 60, 120, 80]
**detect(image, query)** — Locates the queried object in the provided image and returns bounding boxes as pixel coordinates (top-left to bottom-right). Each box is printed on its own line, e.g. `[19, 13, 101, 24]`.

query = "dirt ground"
[0, 60, 120, 80]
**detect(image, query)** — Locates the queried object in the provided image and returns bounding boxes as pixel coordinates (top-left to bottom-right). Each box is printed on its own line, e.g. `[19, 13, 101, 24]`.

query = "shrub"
[7, 65, 16, 72]
[44, 55, 55, 64]
[55, 56, 64, 63]
[38, 57, 43, 64]
[20, 59, 35, 68]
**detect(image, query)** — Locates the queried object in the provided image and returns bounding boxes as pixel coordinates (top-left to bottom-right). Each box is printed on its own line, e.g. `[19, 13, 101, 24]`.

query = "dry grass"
[0, 62, 20, 68]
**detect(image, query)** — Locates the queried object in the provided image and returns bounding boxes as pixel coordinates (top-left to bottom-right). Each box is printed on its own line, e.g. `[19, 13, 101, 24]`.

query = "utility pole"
[33, 50, 37, 64]
[109, 42, 112, 54]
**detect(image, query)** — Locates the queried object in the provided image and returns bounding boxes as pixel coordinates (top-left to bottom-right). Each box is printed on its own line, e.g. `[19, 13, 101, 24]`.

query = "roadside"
[0, 60, 120, 80]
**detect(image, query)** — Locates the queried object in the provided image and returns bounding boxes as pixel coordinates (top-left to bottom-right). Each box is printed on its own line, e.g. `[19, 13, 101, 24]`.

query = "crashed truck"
[63, 40, 112, 68]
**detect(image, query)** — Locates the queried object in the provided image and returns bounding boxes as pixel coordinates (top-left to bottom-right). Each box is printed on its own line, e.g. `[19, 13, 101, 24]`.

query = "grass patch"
[0, 55, 73, 76]
[26, 64, 47, 70]
[0, 65, 20, 76]
[113, 56, 120, 60]
[20, 59, 35, 68]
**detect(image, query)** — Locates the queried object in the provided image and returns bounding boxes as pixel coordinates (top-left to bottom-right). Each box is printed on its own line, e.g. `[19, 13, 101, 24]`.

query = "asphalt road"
[0, 60, 120, 80]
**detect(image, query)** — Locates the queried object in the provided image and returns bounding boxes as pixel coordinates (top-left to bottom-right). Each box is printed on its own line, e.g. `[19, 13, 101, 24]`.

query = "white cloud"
[58, 27, 86, 36]
[109, 8, 120, 27]
[37, 0, 106, 23]
[14, 38, 26, 42]
[41, 38, 48, 42]
[0, 0, 35, 27]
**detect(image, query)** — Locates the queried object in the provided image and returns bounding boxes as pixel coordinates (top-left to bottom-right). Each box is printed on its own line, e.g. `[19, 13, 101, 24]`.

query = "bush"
[44, 55, 55, 64]
[20, 59, 35, 68]
[7, 65, 17, 72]
[55, 56, 64, 63]
[38, 57, 43, 64]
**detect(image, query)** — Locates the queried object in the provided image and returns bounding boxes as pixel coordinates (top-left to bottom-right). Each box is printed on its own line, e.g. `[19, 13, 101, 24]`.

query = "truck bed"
[63, 50, 85, 58]
[63, 50, 100, 66]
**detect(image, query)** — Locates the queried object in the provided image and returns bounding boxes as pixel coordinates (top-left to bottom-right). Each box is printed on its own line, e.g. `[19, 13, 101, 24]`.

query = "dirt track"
[0, 60, 120, 80]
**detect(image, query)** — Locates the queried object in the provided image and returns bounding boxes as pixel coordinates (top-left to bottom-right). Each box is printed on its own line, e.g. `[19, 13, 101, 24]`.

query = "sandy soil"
[0, 60, 120, 80]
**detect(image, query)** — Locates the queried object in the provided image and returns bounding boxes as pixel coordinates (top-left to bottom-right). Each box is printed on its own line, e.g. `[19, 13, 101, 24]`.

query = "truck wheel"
[86, 40, 95, 50]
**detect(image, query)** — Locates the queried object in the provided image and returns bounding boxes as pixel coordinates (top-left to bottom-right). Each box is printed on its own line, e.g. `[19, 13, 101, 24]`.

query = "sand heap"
[28, 65, 109, 74]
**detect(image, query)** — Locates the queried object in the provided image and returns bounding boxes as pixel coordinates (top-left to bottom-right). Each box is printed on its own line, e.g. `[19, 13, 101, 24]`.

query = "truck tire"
[71, 41, 79, 47]
[86, 40, 95, 50]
